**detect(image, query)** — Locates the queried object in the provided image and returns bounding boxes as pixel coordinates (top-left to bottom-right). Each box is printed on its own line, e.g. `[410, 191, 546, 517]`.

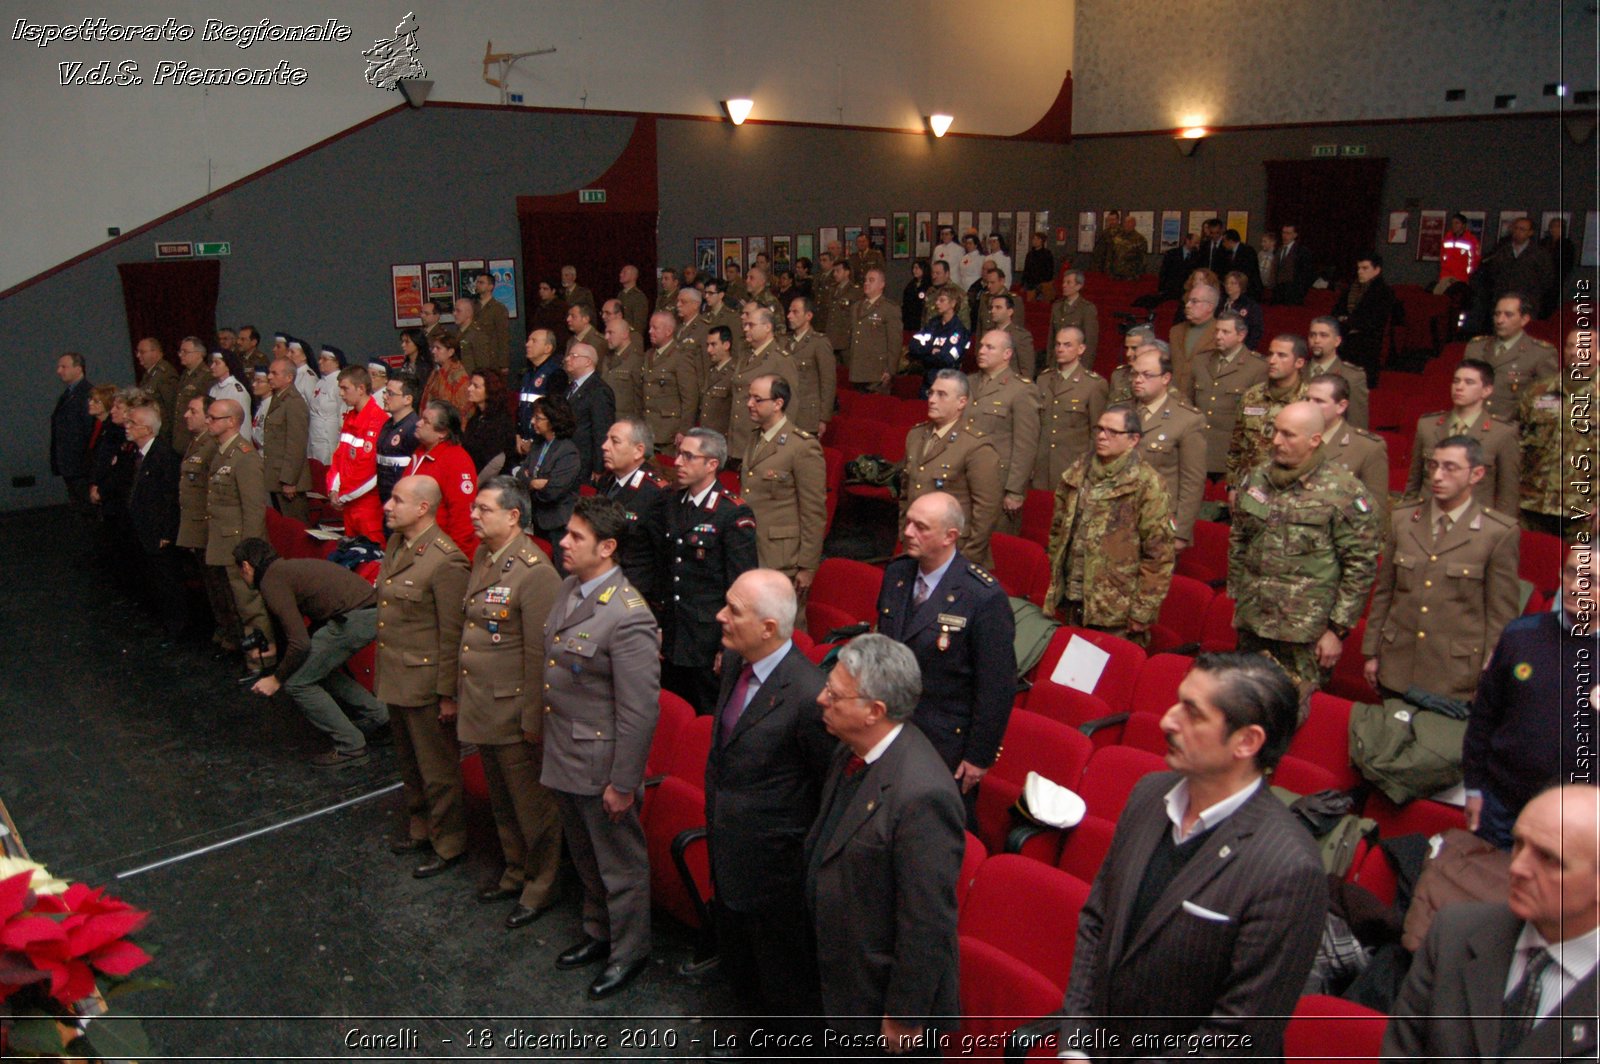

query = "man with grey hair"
[124, 402, 188, 637]
[729, 302, 799, 464]
[1110, 324, 1156, 404]
[673, 283, 709, 380]
[806, 632, 964, 1051]
[902, 368, 1003, 568]
[1168, 282, 1220, 398]
[1050, 269, 1098, 373]
[561, 341, 615, 484]
[598, 418, 669, 611]
[205, 396, 271, 664]
[706, 569, 834, 1029]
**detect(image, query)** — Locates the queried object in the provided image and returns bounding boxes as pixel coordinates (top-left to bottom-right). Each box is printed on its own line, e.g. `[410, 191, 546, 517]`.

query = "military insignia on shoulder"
[597, 586, 616, 604]
[237, 443, 253, 453]
[796, 429, 814, 439]
[1354, 427, 1380, 441]
[1353, 496, 1372, 514]
[968, 564, 996, 584]
[625, 597, 647, 609]
[436, 536, 457, 552]
[735, 515, 756, 530]
[1534, 338, 1555, 348]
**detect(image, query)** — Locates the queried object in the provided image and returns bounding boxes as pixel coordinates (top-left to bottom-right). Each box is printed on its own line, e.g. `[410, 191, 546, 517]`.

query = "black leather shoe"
[477, 886, 518, 904]
[555, 937, 609, 970]
[588, 958, 648, 999]
[412, 853, 464, 879]
[389, 837, 430, 855]
[505, 904, 550, 930]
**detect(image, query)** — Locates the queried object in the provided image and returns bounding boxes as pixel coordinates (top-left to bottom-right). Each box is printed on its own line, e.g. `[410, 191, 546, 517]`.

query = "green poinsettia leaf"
[6, 1014, 70, 1056]
[102, 974, 173, 999]
[77, 1016, 151, 1059]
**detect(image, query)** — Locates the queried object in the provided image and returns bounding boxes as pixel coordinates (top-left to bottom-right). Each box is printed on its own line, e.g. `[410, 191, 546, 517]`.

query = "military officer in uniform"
[473, 270, 512, 371]
[1042, 404, 1176, 639]
[615, 264, 651, 337]
[1519, 327, 1597, 536]
[1033, 325, 1108, 490]
[1402, 359, 1520, 516]
[542, 496, 661, 1000]
[1166, 283, 1219, 399]
[741, 375, 826, 589]
[204, 398, 272, 660]
[968, 330, 1040, 531]
[698, 278, 746, 351]
[459, 476, 563, 929]
[641, 310, 699, 453]
[742, 267, 787, 337]
[823, 260, 861, 360]
[782, 296, 837, 434]
[1363, 436, 1520, 703]
[1229, 402, 1381, 711]
[376, 476, 471, 877]
[847, 267, 900, 393]
[1128, 342, 1207, 548]
[1048, 271, 1099, 376]
[176, 395, 232, 647]
[565, 302, 608, 370]
[598, 418, 669, 613]
[134, 337, 178, 440]
[1307, 373, 1390, 526]
[1228, 334, 1310, 489]
[697, 326, 738, 437]
[602, 318, 645, 421]
[171, 336, 212, 453]
[261, 358, 313, 521]
[901, 370, 1004, 569]
[1108, 325, 1154, 405]
[455, 297, 497, 376]
[674, 287, 710, 380]
[1468, 294, 1559, 424]
[847, 232, 886, 286]
[1190, 312, 1268, 478]
[876, 491, 1015, 819]
[1306, 317, 1371, 429]
[663, 428, 759, 713]
[729, 306, 799, 465]
[655, 267, 680, 315]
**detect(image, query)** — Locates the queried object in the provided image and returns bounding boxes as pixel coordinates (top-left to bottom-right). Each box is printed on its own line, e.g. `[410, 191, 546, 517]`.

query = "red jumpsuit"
[327, 397, 388, 541]
[406, 441, 479, 556]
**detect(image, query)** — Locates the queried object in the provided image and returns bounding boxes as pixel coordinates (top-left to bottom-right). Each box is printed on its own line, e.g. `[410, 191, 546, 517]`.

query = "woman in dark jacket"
[86, 384, 124, 505]
[461, 370, 516, 476]
[398, 327, 431, 392]
[1022, 231, 1056, 293]
[901, 258, 931, 330]
[516, 395, 581, 571]
[1220, 270, 1264, 350]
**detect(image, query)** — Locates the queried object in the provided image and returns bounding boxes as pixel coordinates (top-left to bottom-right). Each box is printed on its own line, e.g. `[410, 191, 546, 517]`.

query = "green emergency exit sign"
[578, 189, 606, 204]
[196, 241, 231, 256]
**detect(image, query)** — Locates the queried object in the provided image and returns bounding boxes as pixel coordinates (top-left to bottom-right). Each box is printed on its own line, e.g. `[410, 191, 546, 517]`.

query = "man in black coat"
[597, 417, 669, 616]
[1138, 234, 1198, 309]
[50, 352, 95, 519]
[1219, 229, 1263, 296]
[561, 341, 616, 484]
[123, 405, 188, 637]
[1337, 252, 1397, 386]
[705, 569, 834, 1030]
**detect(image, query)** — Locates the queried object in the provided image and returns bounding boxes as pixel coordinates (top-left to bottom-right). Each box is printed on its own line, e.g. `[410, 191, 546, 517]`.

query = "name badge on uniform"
[1247, 487, 1269, 504]
[1242, 406, 1266, 417]
[484, 586, 511, 604]
[1535, 395, 1561, 411]
[936, 613, 968, 630]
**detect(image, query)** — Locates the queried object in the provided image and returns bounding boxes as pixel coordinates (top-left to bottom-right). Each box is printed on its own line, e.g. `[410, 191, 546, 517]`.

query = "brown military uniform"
[172, 364, 212, 453]
[1107, 364, 1134, 405]
[1033, 363, 1108, 490]
[847, 295, 902, 387]
[1166, 319, 1216, 399]
[375, 521, 470, 859]
[603, 338, 646, 421]
[655, 286, 680, 315]
[783, 327, 837, 433]
[727, 341, 799, 461]
[744, 288, 788, 336]
[848, 248, 886, 285]
[675, 316, 710, 387]
[641, 340, 700, 450]
[458, 319, 497, 375]
[458, 534, 562, 907]
[742, 419, 827, 576]
[617, 286, 651, 337]
[1465, 333, 1558, 424]
[901, 419, 1003, 568]
[261, 386, 313, 521]
[477, 296, 512, 371]
[1228, 379, 1309, 486]
[825, 280, 863, 353]
[562, 284, 597, 316]
[205, 433, 270, 640]
[1191, 348, 1269, 475]
[1320, 420, 1391, 527]
[1362, 500, 1521, 702]
[177, 433, 217, 550]
[1403, 411, 1521, 517]
[141, 359, 179, 445]
[698, 358, 738, 437]
[1004, 322, 1037, 382]
[1049, 297, 1099, 370]
[1307, 354, 1370, 430]
[968, 368, 1041, 503]
[1135, 391, 1208, 543]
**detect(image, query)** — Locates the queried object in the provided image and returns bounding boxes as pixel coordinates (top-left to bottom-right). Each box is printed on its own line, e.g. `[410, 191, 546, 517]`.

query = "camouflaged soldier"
[1227, 334, 1310, 488]
[1468, 294, 1559, 424]
[1229, 402, 1381, 711]
[1519, 327, 1597, 537]
[1042, 404, 1175, 640]
[1033, 325, 1108, 490]
[1106, 217, 1149, 281]
[900, 370, 1003, 569]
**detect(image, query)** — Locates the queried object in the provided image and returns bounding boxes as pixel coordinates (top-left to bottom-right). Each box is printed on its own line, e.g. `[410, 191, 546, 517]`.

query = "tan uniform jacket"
[1135, 392, 1208, 542]
[141, 360, 179, 444]
[825, 282, 864, 351]
[901, 419, 1003, 568]
[1166, 319, 1216, 399]
[1004, 322, 1037, 382]
[374, 524, 469, 706]
[967, 368, 1041, 499]
[603, 338, 646, 420]
[1033, 364, 1108, 489]
[784, 328, 837, 433]
[458, 320, 497, 375]
[641, 340, 700, 447]
[745, 289, 788, 336]
[457, 536, 560, 744]
[1320, 421, 1391, 527]
[1404, 411, 1520, 517]
[261, 387, 313, 492]
[698, 359, 737, 437]
[655, 287, 680, 314]
[847, 248, 886, 285]
[617, 287, 651, 337]
[477, 296, 511, 371]
[742, 422, 827, 575]
[1049, 297, 1099, 365]
[177, 434, 217, 550]
[1308, 354, 1370, 429]
[1362, 501, 1521, 703]
[1191, 349, 1269, 475]
[727, 343, 799, 460]
[1465, 333, 1558, 423]
[847, 296, 901, 385]
[204, 434, 267, 566]
[812, 276, 836, 334]
[562, 285, 597, 315]
[676, 317, 710, 388]
[172, 364, 212, 453]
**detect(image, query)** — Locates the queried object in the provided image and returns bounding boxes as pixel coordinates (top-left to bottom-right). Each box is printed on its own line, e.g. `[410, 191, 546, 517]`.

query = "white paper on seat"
[1049, 634, 1110, 694]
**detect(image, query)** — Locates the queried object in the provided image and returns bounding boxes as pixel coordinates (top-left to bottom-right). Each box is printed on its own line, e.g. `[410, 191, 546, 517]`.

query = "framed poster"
[914, 211, 932, 257]
[1015, 211, 1032, 258]
[1460, 210, 1487, 242]
[1077, 211, 1098, 252]
[843, 225, 863, 249]
[795, 234, 815, 263]
[818, 226, 839, 254]
[936, 211, 954, 229]
[1496, 210, 1527, 241]
[747, 235, 768, 268]
[1582, 210, 1599, 267]
[1128, 210, 1155, 250]
[720, 237, 744, 279]
[867, 217, 888, 255]
[425, 261, 456, 322]
[771, 235, 792, 268]
[978, 211, 994, 239]
[892, 212, 912, 259]
[1386, 211, 1410, 244]
[997, 212, 1013, 248]
[1158, 210, 1184, 252]
[1416, 210, 1447, 261]
[1186, 211, 1214, 238]
[694, 237, 717, 278]
[1225, 210, 1250, 243]
[488, 258, 518, 318]
[456, 258, 485, 301]
[1541, 211, 1572, 238]
[391, 265, 424, 328]
[957, 211, 974, 237]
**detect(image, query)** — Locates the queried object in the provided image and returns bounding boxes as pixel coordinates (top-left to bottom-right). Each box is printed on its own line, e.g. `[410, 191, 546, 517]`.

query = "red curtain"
[117, 260, 221, 375]
[1263, 158, 1389, 284]
[517, 209, 657, 321]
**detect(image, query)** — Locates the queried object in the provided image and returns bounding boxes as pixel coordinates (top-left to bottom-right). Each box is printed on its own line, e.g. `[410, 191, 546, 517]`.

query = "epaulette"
[1395, 500, 1425, 520]
[1479, 507, 1518, 529]
[517, 546, 541, 565]
[1469, 335, 1490, 343]
[795, 429, 814, 440]
[1424, 410, 1450, 424]
[237, 442, 253, 453]
[647, 472, 670, 488]
[1534, 338, 1555, 348]
[1352, 426, 1382, 442]
[433, 534, 457, 553]
[966, 563, 997, 585]
[620, 584, 648, 609]
[1084, 368, 1103, 378]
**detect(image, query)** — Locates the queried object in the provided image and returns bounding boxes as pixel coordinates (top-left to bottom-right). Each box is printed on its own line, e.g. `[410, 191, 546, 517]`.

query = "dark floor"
[0, 505, 911, 1060]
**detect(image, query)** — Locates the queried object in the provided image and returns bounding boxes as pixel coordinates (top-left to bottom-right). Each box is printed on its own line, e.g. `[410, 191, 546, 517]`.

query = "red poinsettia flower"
[1, 871, 151, 1008]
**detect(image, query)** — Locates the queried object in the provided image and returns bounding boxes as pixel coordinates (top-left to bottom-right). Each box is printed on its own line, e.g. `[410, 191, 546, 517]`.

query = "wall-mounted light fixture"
[1175, 126, 1208, 157]
[398, 79, 433, 108]
[721, 98, 754, 125]
[925, 113, 954, 138]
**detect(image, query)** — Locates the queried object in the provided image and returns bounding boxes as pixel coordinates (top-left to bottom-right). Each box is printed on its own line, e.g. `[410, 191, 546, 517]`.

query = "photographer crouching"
[233, 537, 391, 767]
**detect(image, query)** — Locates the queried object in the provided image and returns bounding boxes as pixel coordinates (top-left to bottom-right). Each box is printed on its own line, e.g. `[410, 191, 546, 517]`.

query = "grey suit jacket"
[1059, 771, 1326, 1059]
[1383, 902, 1599, 1062]
[805, 725, 965, 1034]
[539, 566, 661, 796]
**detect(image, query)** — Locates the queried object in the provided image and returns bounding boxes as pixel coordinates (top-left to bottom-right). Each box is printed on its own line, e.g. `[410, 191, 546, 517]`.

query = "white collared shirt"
[685, 482, 716, 508]
[1163, 776, 1263, 843]
[1507, 923, 1600, 1019]
[863, 723, 905, 765]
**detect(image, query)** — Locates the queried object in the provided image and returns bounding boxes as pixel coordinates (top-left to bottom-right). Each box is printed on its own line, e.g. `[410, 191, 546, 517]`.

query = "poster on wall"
[996, 212, 1013, 252]
[746, 235, 768, 268]
[1127, 210, 1155, 251]
[1158, 211, 1184, 252]
[936, 211, 954, 230]
[1015, 212, 1031, 260]
[1077, 211, 1098, 252]
[892, 213, 912, 259]
[977, 211, 994, 239]
[957, 211, 974, 236]
[1225, 210, 1250, 243]
[489, 258, 518, 318]
[914, 211, 932, 258]
[795, 234, 815, 264]
[1416, 210, 1447, 260]
[771, 236, 792, 268]
[1496, 210, 1527, 241]
[392, 265, 424, 328]
[720, 237, 744, 279]
[694, 237, 718, 278]
[867, 217, 888, 255]
[818, 226, 839, 254]
[1386, 212, 1410, 244]
[844, 225, 863, 249]
[457, 259, 486, 301]
[1035, 210, 1049, 235]
[1186, 211, 1215, 238]
[1582, 211, 1599, 267]
[425, 261, 456, 321]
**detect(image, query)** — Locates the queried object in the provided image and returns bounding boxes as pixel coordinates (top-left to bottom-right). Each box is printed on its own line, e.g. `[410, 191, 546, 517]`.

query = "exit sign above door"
[578, 189, 607, 204]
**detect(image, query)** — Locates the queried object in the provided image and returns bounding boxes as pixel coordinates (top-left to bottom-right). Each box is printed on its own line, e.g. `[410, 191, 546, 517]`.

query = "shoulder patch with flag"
[1353, 496, 1372, 513]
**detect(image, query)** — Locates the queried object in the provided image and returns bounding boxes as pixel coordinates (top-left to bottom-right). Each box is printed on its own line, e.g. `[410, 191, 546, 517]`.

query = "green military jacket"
[1227, 378, 1309, 486]
[1520, 369, 1597, 518]
[1042, 451, 1176, 627]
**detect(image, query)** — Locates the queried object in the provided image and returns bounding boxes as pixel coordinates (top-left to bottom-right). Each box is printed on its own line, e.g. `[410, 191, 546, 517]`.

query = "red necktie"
[721, 665, 755, 744]
[843, 755, 867, 777]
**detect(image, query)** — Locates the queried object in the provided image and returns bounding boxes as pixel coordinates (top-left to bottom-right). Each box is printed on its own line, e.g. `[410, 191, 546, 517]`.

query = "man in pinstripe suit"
[1058, 653, 1326, 1060]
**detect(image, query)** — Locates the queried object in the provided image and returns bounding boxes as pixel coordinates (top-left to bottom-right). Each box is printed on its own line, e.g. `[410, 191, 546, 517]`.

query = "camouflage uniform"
[1106, 229, 1149, 281]
[1229, 450, 1381, 706]
[1107, 364, 1135, 405]
[1227, 378, 1308, 487]
[1519, 367, 1598, 535]
[1042, 451, 1175, 636]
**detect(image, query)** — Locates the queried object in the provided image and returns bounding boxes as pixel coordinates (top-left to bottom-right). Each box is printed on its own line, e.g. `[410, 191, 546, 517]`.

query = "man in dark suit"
[561, 341, 615, 484]
[1194, 217, 1226, 275]
[1336, 252, 1397, 386]
[1140, 233, 1197, 308]
[1273, 224, 1310, 305]
[1219, 229, 1262, 297]
[805, 633, 964, 1052]
[123, 404, 187, 637]
[50, 351, 95, 520]
[1382, 784, 1599, 1062]
[1058, 652, 1326, 1059]
[705, 569, 835, 1028]
[876, 491, 1015, 818]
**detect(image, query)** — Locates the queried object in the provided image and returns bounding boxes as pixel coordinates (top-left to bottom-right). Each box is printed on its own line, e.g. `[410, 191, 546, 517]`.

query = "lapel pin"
[1218, 845, 1232, 859]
